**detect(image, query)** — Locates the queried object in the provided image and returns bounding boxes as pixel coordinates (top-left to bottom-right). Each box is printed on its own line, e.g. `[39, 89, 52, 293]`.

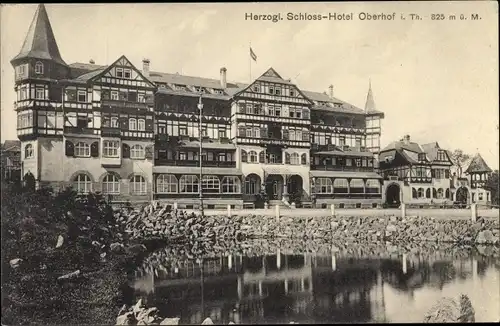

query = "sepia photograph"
[1, 2, 499, 325]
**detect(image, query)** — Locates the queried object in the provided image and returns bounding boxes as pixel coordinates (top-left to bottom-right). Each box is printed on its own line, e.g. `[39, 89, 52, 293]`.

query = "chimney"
[89, 59, 95, 64]
[142, 58, 150, 78]
[220, 67, 227, 89]
[328, 85, 334, 99]
[403, 135, 411, 145]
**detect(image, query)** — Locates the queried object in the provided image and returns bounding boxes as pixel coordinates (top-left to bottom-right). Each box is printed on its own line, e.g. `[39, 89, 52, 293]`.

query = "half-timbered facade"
[449, 153, 492, 206]
[12, 5, 387, 207]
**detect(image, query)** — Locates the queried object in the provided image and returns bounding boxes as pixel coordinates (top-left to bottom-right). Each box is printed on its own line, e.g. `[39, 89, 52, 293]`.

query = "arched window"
[202, 175, 220, 193]
[333, 178, 349, 193]
[315, 178, 333, 194]
[418, 187, 425, 199]
[365, 179, 380, 194]
[130, 145, 145, 159]
[241, 150, 248, 163]
[433, 188, 437, 198]
[445, 188, 450, 199]
[437, 188, 444, 199]
[244, 174, 261, 194]
[130, 175, 147, 194]
[156, 174, 177, 193]
[350, 179, 364, 194]
[102, 174, 120, 194]
[290, 153, 300, 165]
[249, 151, 258, 163]
[301, 153, 307, 165]
[129, 118, 137, 131]
[426, 188, 431, 198]
[73, 174, 92, 194]
[180, 175, 199, 193]
[222, 176, 241, 193]
[137, 119, 146, 131]
[35, 61, 44, 74]
[75, 142, 90, 157]
[412, 188, 417, 198]
[24, 144, 33, 159]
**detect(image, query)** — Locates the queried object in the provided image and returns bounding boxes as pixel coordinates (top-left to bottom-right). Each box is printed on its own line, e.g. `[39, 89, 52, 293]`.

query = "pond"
[129, 242, 500, 324]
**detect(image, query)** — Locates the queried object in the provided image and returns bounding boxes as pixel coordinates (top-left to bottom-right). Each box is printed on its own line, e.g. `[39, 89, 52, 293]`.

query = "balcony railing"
[154, 159, 236, 168]
[101, 127, 121, 137]
[101, 99, 152, 110]
[311, 165, 374, 172]
[408, 177, 433, 183]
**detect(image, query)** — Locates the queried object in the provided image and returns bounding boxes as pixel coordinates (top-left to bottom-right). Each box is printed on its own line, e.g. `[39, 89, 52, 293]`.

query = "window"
[478, 192, 483, 201]
[75, 142, 90, 157]
[275, 87, 281, 95]
[222, 176, 241, 193]
[77, 116, 90, 128]
[103, 140, 119, 157]
[20, 86, 27, 100]
[24, 144, 33, 159]
[437, 188, 444, 199]
[102, 174, 120, 194]
[73, 174, 92, 194]
[156, 174, 178, 193]
[35, 88, 45, 100]
[418, 188, 425, 198]
[138, 93, 145, 103]
[124, 69, 131, 79]
[111, 91, 119, 100]
[249, 151, 258, 163]
[290, 89, 295, 97]
[269, 86, 274, 94]
[244, 174, 260, 194]
[111, 117, 119, 128]
[253, 85, 260, 92]
[202, 176, 220, 193]
[180, 175, 199, 193]
[137, 119, 146, 131]
[315, 178, 333, 194]
[418, 153, 426, 161]
[129, 118, 137, 130]
[437, 151, 447, 161]
[333, 179, 349, 193]
[35, 62, 44, 74]
[290, 153, 300, 165]
[77, 90, 87, 103]
[116, 68, 123, 78]
[130, 175, 147, 194]
[365, 179, 380, 193]
[130, 145, 145, 159]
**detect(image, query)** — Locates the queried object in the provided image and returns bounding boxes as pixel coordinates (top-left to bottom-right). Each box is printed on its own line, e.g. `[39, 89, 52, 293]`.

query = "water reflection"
[131, 249, 499, 324]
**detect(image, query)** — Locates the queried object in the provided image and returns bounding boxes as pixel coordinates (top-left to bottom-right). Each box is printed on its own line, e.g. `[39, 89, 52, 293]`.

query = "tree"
[484, 170, 499, 206]
[450, 149, 470, 177]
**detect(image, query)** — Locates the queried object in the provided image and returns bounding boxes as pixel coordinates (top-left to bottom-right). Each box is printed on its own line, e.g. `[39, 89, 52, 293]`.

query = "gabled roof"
[421, 142, 441, 161]
[1, 140, 21, 152]
[465, 153, 492, 174]
[381, 140, 424, 154]
[11, 4, 66, 66]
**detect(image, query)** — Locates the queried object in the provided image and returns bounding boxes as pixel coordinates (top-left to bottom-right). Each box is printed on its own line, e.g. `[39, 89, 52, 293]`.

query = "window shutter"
[90, 141, 99, 157]
[301, 153, 307, 165]
[259, 151, 265, 163]
[145, 145, 153, 159]
[238, 126, 246, 137]
[302, 130, 310, 141]
[260, 127, 268, 138]
[285, 153, 291, 164]
[282, 129, 289, 140]
[241, 150, 247, 163]
[122, 143, 130, 158]
[65, 140, 74, 157]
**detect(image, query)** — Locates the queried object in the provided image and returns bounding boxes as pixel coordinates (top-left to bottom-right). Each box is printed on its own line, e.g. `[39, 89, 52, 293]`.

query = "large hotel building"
[11, 5, 492, 208]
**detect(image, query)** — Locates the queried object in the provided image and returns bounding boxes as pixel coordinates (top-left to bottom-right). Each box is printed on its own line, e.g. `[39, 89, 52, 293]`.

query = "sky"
[1, 2, 498, 169]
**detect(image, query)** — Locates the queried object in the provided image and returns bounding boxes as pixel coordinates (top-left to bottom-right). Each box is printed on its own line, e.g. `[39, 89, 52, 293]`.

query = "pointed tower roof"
[364, 79, 376, 112]
[465, 153, 492, 174]
[11, 4, 66, 66]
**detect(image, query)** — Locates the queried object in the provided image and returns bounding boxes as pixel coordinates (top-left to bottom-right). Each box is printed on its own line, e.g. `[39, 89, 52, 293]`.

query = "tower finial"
[364, 78, 376, 112]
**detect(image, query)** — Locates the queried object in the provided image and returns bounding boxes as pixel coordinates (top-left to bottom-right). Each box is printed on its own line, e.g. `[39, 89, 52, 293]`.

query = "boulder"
[201, 317, 214, 325]
[56, 235, 64, 248]
[160, 318, 180, 325]
[9, 258, 22, 269]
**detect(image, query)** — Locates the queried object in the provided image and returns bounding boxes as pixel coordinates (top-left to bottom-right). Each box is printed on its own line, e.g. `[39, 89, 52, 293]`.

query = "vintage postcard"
[1, 2, 498, 325]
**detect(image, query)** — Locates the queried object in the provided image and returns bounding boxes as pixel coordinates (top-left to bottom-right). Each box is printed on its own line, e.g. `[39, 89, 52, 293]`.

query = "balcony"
[101, 99, 151, 111]
[101, 127, 121, 137]
[237, 136, 310, 148]
[311, 165, 374, 172]
[154, 159, 236, 168]
[235, 112, 310, 125]
[408, 177, 432, 183]
[64, 126, 96, 135]
[101, 156, 121, 167]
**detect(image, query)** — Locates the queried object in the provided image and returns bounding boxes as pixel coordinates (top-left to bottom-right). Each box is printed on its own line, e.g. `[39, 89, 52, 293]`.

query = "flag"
[250, 47, 257, 62]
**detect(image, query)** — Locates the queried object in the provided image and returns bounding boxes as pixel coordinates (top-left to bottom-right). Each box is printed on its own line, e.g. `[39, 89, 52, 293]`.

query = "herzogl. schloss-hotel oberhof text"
[244, 12, 397, 22]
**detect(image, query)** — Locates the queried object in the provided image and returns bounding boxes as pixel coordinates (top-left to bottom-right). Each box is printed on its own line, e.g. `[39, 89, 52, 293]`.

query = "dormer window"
[124, 69, 131, 79]
[275, 87, 281, 95]
[116, 68, 123, 78]
[437, 150, 446, 161]
[35, 62, 44, 74]
[175, 85, 186, 91]
[214, 89, 224, 95]
[159, 84, 166, 88]
[418, 153, 426, 161]
[77, 90, 87, 103]
[194, 86, 205, 93]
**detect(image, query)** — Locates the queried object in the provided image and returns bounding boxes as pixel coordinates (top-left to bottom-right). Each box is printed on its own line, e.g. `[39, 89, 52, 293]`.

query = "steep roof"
[11, 4, 66, 66]
[381, 140, 424, 154]
[421, 142, 440, 161]
[465, 153, 492, 174]
[1, 140, 21, 151]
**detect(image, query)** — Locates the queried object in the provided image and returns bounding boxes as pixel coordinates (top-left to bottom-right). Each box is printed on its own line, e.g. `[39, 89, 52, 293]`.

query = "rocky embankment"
[115, 204, 500, 246]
